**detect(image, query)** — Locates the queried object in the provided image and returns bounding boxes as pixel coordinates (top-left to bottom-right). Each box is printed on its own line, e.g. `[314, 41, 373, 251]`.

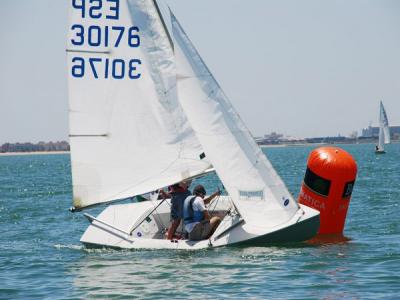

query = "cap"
[193, 185, 206, 196]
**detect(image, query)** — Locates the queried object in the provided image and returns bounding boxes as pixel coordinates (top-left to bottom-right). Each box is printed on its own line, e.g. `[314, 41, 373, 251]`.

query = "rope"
[208, 194, 220, 216]
[130, 192, 168, 236]
[208, 185, 225, 215]
[150, 192, 168, 232]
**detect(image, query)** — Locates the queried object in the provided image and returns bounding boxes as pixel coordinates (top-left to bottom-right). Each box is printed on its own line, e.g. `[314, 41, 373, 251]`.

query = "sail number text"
[71, 25, 140, 48]
[70, 0, 142, 80]
[72, 0, 119, 19]
[72, 57, 141, 79]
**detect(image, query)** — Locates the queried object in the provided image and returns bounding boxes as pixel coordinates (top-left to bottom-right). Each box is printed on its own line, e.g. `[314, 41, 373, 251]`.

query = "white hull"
[80, 197, 319, 250]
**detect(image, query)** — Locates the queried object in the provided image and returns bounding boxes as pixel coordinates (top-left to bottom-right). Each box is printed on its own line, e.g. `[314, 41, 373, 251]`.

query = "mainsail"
[170, 12, 300, 227]
[67, 0, 211, 209]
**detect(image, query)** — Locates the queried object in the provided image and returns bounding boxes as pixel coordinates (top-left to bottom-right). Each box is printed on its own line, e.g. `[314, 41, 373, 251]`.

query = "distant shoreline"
[0, 141, 396, 156]
[0, 151, 70, 156]
[259, 140, 399, 148]
[259, 143, 323, 148]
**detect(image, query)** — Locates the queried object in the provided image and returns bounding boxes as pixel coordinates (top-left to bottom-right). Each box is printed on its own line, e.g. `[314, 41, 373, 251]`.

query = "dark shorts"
[188, 220, 213, 241]
[170, 198, 181, 220]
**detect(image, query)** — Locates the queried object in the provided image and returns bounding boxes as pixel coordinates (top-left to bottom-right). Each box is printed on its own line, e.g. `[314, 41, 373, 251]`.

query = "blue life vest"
[184, 196, 204, 224]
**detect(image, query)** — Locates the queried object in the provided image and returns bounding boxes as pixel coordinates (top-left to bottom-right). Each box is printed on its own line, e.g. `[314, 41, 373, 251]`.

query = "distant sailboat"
[66, 0, 320, 250]
[375, 101, 390, 154]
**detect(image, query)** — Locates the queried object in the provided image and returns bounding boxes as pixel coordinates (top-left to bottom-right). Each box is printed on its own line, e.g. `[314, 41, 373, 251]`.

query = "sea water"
[0, 143, 399, 299]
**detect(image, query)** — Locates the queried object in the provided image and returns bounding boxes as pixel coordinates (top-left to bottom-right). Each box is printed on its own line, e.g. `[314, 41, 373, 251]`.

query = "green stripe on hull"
[232, 214, 320, 247]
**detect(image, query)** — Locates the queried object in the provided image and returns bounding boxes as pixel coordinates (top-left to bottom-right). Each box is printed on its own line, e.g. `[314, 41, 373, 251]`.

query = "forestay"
[170, 12, 300, 227]
[67, 0, 211, 209]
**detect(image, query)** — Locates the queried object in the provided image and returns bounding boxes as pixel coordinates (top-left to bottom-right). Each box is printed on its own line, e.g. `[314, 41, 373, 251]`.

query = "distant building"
[256, 132, 284, 144]
[361, 125, 400, 139]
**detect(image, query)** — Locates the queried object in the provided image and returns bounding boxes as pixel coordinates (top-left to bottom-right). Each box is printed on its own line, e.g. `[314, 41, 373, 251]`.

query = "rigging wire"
[149, 191, 168, 233]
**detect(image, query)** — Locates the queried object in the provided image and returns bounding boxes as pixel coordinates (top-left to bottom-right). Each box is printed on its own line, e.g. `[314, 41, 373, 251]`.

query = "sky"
[0, 0, 399, 144]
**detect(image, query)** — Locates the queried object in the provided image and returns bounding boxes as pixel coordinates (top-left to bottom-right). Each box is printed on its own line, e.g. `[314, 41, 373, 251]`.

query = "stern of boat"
[210, 204, 320, 247]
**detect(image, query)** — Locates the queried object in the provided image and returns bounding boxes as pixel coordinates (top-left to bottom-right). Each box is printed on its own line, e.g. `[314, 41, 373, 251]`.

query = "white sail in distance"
[170, 12, 299, 227]
[67, 0, 211, 209]
[380, 101, 390, 144]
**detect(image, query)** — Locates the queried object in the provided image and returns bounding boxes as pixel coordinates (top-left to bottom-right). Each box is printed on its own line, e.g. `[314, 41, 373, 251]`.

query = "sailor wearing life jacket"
[183, 185, 221, 241]
[162, 180, 192, 240]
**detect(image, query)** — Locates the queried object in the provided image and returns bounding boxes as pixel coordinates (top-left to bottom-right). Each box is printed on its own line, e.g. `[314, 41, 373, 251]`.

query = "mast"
[152, 0, 174, 50]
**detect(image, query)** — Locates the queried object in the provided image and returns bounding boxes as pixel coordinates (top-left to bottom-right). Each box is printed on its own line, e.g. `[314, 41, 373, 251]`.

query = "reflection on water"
[307, 234, 351, 245]
[66, 243, 366, 299]
[68, 247, 293, 298]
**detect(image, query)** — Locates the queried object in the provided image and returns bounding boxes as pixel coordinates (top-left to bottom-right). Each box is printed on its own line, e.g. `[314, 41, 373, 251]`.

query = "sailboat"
[66, 0, 320, 250]
[375, 101, 390, 154]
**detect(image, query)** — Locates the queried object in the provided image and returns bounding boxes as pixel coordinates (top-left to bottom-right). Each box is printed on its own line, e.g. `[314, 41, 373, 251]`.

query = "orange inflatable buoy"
[298, 147, 357, 235]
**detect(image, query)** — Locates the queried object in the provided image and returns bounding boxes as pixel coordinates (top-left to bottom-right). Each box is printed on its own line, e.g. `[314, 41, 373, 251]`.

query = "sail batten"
[66, 49, 111, 54]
